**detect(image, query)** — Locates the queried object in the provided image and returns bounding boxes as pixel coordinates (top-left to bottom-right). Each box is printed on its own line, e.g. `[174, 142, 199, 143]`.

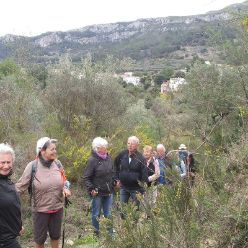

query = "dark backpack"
[28, 159, 62, 205]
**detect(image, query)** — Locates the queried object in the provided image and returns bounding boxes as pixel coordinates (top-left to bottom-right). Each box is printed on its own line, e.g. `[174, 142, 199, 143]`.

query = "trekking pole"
[62, 196, 72, 248]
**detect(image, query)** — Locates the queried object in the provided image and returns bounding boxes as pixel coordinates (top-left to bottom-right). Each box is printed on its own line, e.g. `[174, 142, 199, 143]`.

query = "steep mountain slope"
[0, 0, 247, 68]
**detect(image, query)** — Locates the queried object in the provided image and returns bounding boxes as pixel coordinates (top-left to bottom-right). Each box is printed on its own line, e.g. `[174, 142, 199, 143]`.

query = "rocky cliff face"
[31, 11, 233, 48]
[0, 0, 247, 62]
[34, 33, 63, 47]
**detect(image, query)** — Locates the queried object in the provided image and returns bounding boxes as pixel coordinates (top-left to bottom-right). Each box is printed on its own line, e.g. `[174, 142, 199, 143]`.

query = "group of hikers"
[0, 135, 196, 248]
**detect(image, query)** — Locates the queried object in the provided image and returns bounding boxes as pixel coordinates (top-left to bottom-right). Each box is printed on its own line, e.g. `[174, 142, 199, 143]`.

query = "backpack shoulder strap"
[54, 159, 62, 169]
[28, 159, 38, 206]
[54, 159, 67, 182]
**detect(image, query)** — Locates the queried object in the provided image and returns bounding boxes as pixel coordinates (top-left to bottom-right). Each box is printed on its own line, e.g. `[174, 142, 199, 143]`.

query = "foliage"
[174, 70, 186, 78]
[153, 67, 174, 85]
[26, 64, 48, 89]
[184, 62, 245, 149]
[0, 66, 43, 143]
[242, 16, 248, 32]
[58, 136, 91, 182]
[1, 17, 248, 247]
[0, 58, 20, 79]
[44, 56, 129, 135]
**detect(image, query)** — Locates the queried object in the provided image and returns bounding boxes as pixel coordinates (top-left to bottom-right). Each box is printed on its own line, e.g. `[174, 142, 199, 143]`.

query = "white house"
[161, 77, 187, 93]
[169, 77, 186, 91]
[120, 72, 140, 86]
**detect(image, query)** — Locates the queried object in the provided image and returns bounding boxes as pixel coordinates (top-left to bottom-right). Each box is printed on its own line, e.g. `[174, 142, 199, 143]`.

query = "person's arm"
[111, 157, 118, 188]
[113, 152, 123, 188]
[148, 158, 160, 182]
[140, 156, 148, 183]
[56, 160, 71, 197]
[83, 158, 96, 194]
[114, 152, 121, 181]
[15, 162, 33, 194]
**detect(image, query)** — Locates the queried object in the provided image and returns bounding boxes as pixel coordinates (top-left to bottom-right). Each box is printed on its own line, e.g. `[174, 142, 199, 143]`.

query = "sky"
[0, 0, 246, 37]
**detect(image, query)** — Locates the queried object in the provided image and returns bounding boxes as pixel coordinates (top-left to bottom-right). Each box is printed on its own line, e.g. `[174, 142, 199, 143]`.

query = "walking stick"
[62, 196, 72, 248]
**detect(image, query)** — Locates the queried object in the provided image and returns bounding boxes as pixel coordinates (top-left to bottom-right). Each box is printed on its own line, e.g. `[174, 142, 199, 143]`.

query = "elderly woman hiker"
[143, 145, 160, 207]
[15, 137, 71, 248]
[0, 143, 23, 248]
[83, 137, 114, 236]
[0, 143, 22, 248]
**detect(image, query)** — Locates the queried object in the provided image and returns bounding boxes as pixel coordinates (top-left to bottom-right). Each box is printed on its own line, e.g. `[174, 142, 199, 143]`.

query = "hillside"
[0, 2, 248, 247]
[0, 1, 248, 69]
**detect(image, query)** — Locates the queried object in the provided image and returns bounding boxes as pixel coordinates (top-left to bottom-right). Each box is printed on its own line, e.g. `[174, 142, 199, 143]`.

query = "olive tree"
[44, 56, 129, 137]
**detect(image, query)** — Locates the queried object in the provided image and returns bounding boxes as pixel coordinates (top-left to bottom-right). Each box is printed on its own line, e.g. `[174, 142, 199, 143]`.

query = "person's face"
[41, 143, 57, 160]
[96, 146, 107, 155]
[0, 153, 13, 176]
[157, 148, 165, 157]
[127, 139, 138, 154]
[143, 149, 152, 160]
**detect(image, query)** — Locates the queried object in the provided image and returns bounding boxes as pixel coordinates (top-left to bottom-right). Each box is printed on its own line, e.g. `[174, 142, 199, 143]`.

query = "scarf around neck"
[96, 152, 108, 160]
[39, 156, 54, 168]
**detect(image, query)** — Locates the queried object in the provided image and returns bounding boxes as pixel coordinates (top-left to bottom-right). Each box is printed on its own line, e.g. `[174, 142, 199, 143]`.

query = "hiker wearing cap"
[0, 143, 23, 248]
[15, 137, 71, 248]
[114, 136, 148, 210]
[178, 144, 188, 163]
[83, 137, 114, 236]
[176, 144, 187, 178]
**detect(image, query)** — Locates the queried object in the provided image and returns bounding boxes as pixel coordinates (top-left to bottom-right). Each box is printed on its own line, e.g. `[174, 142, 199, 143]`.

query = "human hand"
[63, 188, 71, 197]
[19, 226, 24, 236]
[91, 189, 98, 197]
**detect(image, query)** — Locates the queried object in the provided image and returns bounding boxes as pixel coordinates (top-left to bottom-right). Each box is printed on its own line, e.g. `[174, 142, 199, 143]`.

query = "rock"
[66, 239, 74, 246]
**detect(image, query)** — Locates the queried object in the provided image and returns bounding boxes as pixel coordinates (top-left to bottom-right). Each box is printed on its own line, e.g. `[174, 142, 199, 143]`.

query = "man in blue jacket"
[114, 136, 147, 209]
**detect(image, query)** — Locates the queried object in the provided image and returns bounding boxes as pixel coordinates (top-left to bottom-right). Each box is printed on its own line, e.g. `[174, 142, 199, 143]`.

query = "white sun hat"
[36, 137, 57, 155]
[178, 144, 187, 150]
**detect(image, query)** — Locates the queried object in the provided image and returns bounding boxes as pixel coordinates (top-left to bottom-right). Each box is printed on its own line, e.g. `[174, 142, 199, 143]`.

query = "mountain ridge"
[0, 0, 247, 66]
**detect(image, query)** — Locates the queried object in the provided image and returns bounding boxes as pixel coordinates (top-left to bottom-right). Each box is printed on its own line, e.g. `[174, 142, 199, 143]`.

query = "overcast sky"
[0, 0, 245, 37]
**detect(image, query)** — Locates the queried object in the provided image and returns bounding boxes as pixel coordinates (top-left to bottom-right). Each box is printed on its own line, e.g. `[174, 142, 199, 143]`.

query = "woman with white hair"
[83, 137, 114, 236]
[0, 143, 22, 248]
[143, 145, 160, 206]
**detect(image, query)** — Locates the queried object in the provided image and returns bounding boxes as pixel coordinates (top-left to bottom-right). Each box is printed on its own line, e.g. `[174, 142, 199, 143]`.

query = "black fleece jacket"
[0, 175, 22, 242]
[83, 152, 114, 196]
[114, 149, 148, 190]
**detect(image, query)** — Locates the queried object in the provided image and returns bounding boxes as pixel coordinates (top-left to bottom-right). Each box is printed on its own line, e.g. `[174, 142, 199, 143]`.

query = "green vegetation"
[1, 13, 248, 248]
